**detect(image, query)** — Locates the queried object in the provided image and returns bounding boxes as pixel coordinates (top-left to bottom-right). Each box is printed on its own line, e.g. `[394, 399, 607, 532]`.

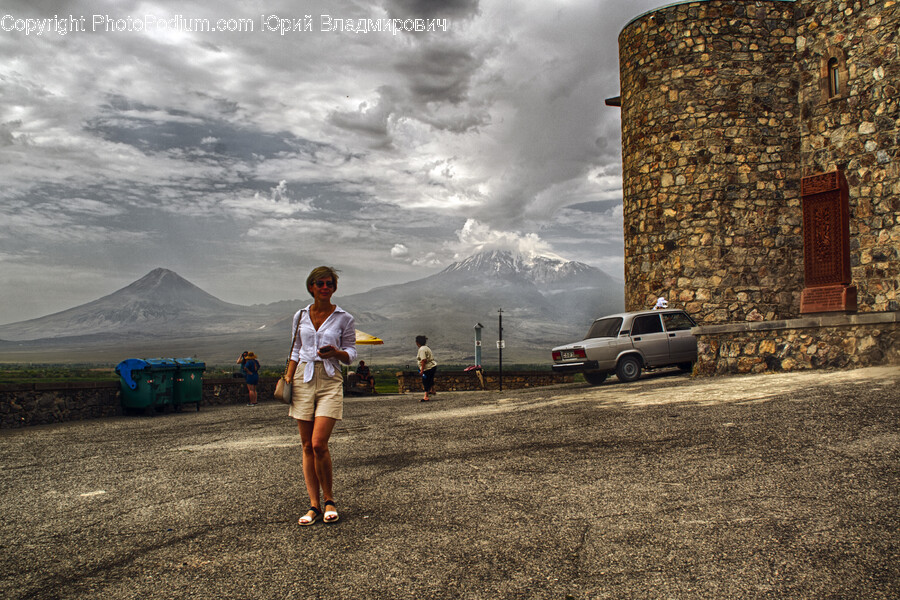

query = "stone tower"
[616, 0, 898, 324]
[618, 0, 801, 323]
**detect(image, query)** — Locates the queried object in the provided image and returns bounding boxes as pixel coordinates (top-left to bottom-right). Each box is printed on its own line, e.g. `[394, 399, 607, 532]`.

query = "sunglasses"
[314, 280, 335, 288]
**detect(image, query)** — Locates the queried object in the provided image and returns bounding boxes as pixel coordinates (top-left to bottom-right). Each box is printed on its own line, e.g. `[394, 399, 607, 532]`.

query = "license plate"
[561, 350, 577, 360]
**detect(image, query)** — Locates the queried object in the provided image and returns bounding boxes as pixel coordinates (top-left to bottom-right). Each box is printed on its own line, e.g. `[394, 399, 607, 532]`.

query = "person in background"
[415, 335, 437, 402]
[242, 352, 260, 406]
[355, 360, 376, 391]
[653, 297, 669, 310]
[283, 266, 357, 526]
[235, 351, 249, 377]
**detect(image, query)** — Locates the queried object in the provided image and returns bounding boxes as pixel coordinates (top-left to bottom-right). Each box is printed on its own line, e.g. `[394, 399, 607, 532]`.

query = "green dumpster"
[115, 358, 178, 415]
[173, 358, 205, 411]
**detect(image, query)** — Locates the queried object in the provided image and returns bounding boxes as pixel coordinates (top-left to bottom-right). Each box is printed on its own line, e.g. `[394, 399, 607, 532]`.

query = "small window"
[828, 57, 840, 98]
[821, 47, 848, 102]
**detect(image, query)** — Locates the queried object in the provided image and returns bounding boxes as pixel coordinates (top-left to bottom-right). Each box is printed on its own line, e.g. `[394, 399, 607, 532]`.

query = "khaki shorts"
[289, 362, 344, 421]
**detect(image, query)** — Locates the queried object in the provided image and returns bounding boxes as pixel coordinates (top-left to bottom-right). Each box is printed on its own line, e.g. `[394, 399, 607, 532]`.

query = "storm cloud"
[0, 0, 670, 323]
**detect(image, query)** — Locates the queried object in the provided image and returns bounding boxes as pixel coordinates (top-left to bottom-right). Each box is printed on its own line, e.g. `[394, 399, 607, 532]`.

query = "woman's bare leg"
[310, 416, 337, 503]
[298, 419, 321, 509]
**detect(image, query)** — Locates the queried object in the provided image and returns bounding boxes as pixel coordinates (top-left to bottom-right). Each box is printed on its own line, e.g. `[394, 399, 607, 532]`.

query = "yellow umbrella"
[355, 329, 384, 345]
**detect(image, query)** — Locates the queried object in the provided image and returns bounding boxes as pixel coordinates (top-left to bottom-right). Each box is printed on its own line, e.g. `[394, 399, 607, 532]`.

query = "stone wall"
[795, 0, 900, 313]
[395, 370, 574, 393]
[694, 311, 899, 375]
[202, 377, 278, 406]
[618, 0, 803, 323]
[0, 376, 278, 429]
[0, 381, 121, 429]
[0, 372, 575, 428]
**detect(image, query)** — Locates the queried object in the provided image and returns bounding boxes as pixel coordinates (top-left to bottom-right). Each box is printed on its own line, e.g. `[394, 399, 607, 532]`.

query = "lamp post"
[474, 322, 484, 367]
[497, 308, 503, 392]
[473, 322, 486, 389]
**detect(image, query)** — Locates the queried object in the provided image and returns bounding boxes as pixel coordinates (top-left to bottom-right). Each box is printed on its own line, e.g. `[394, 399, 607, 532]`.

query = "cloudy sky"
[0, 0, 671, 325]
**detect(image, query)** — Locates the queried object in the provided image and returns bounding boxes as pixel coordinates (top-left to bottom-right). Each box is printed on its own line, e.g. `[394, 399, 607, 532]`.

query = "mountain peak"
[443, 249, 550, 274]
[441, 249, 605, 283]
[146, 266, 178, 277]
[116, 268, 230, 307]
[129, 267, 182, 288]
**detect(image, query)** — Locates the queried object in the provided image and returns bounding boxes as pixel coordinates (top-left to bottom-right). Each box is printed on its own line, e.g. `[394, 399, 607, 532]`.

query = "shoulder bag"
[273, 312, 303, 404]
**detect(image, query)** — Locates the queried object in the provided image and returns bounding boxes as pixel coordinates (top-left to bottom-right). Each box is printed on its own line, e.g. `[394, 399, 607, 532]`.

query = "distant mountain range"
[0, 251, 624, 365]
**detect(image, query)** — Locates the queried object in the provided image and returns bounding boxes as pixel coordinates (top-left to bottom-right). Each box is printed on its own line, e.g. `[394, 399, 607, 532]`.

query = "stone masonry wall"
[1, 372, 574, 428]
[0, 376, 278, 429]
[396, 370, 574, 394]
[0, 381, 122, 429]
[795, 0, 900, 312]
[694, 313, 899, 375]
[618, 1, 803, 324]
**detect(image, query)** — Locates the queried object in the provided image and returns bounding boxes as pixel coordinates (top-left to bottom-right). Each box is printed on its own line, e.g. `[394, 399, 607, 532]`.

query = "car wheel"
[583, 371, 608, 386]
[616, 356, 642, 383]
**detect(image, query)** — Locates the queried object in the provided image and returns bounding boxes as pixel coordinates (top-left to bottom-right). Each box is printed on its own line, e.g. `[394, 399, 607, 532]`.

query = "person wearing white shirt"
[284, 266, 357, 526]
[416, 335, 437, 402]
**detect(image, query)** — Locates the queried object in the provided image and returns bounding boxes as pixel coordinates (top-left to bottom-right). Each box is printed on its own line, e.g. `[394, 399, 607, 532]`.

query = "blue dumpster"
[115, 358, 178, 415]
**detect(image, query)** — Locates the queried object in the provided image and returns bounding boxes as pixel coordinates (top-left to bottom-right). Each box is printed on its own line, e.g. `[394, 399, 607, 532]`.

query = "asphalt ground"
[1, 365, 898, 600]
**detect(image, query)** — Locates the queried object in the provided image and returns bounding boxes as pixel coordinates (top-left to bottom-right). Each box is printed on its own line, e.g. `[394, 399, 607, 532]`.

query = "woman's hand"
[285, 360, 298, 383]
[319, 345, 350, 364]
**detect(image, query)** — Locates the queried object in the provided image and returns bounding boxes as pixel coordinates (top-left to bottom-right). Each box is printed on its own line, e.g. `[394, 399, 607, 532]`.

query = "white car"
[551, 309, 698, 385]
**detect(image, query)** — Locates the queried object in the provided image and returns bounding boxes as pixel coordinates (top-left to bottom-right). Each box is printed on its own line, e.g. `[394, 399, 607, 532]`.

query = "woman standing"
[242, 352, 260, 406]
[283, 266, 357, 526]
[235, 351, 249, 375]
[416, 335, 437, 402]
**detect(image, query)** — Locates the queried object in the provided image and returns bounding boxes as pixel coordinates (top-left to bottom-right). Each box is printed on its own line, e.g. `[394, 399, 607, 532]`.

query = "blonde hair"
[306, 266, 339, 297]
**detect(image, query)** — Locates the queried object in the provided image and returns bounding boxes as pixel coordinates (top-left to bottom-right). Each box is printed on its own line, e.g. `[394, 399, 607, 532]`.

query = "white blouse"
[289, 304, 358, 383]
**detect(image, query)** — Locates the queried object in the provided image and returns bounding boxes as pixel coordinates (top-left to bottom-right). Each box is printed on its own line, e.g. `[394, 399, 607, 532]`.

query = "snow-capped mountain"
[443, 249, 557, 275]
[336, 250, 624, 361]
[441, 249, 610, 287]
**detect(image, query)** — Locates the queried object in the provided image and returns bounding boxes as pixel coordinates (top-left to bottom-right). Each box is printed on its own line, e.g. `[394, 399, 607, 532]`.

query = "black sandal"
[323, 500, 339, 523]
[299, 506, 322, 526]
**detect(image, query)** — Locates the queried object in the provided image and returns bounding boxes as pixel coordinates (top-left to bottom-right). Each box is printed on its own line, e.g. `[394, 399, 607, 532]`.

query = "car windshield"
[585, 317, 623, 340]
